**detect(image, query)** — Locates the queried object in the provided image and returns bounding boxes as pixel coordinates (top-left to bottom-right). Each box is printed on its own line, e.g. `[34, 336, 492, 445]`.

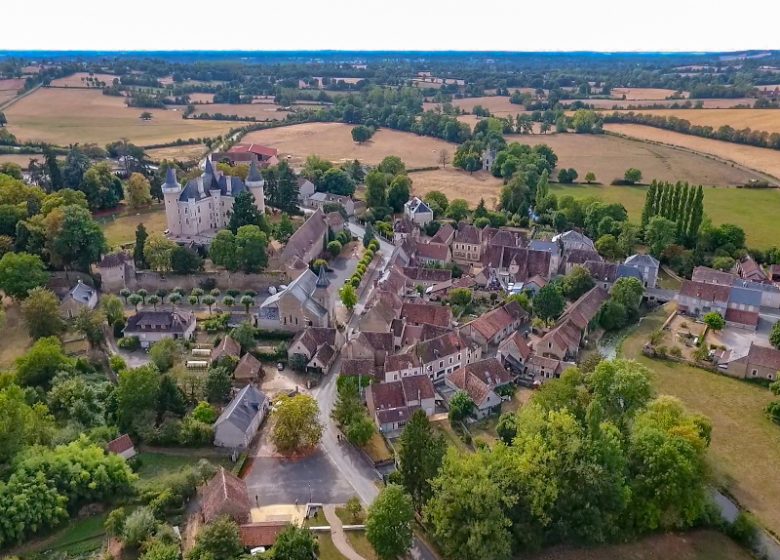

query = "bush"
[669, 346, 682, 358]
[109, 355, 127, 372]
[727, 512, 759, 549]
[118, 336, 140, 351]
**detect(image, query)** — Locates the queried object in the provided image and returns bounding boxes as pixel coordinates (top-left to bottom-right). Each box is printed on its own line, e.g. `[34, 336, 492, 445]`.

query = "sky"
[3, 0, 780, 52]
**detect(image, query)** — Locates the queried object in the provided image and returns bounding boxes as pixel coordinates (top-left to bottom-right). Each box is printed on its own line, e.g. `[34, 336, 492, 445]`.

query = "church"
[162, 158, 265, 240]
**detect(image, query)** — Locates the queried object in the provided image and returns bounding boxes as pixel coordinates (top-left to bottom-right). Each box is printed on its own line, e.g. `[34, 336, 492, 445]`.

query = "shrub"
[118, 336, 140, 351]
[727, 512, 759, 549]
[109, 355, 127, 373]
[669, 346, 682, 358]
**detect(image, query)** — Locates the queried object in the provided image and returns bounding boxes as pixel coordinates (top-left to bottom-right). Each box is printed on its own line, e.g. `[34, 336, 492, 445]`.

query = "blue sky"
[2, 0, 779, 52]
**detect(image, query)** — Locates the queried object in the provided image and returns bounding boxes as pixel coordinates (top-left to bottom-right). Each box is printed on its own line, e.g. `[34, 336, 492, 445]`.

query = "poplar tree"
[687, 186, 704, 245]
[641, 181, 656, 228]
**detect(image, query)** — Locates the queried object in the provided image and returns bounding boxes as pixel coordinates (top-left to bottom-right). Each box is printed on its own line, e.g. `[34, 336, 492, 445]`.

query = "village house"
[366, 375, 436, 434]
[303, 191, 356, 216]
[297, 177, 316, 201]
[400, 322, 451, 349]
[106, 434, 136, 460]
[561, 249, 602, 275]
[60, 280, 98, 319]
[552, 230, 596, 252]
[402, 266, 452, 288]
[200, 468, 251, 524]
[345, 331, 395, 366]
[95, 252, 135, 291]
[497, 331, 533, 373]
[444, 358, 513, 419]
[676, 280, 730, 317]
[451, 223, 483, 265]
[480, 245, 551, 287]
[278, 209, 331, 277]
[430, 223, 455, 245]
[239, 523, 289, 553]
[211, 143, 279, 167]
[162, 160, 265, 240]
[124, 310, 196, 348]
[624, 254, 660, 288]
[725, 343, 780, 380]
[257, 267, 333, 331]
[340, 357, 383, 381]
[527, 240, 560, 277]
[213, 384, 269, 449]
[583, 261, 644, 290]
[725, 286, 761, 330]
[358, 289, 403, 333]
[737, 255, 769, 284]
[404, 197, 434, 226]
[484, 228, 526, 249]
[460, 301, 529, 348]
[415, 330, 482, 382]
[287, 327, 342, 373]
[526, 354, 574, 383]
[233, 353, 264, 385]
[536, 286, 609, 361]
[413, 242, 451, 266]
[392, 217, 420, 246]
[383, 352, 422, 382]
[212, 335, 241, 363]
[521, 275, 547, 296]
[692, 266, 780, 307]
[400, 301, 452, 328]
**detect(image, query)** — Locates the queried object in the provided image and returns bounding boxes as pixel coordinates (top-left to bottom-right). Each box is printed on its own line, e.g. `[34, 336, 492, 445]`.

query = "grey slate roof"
[68, 281, 95, 304]
[528, 240, 559, 254]
[247, 160, 262, 182]
[616, 264, 644, 281]
[728, 286, 762, 307]
[179, 159, 248, 201]
[215, 384, 267, 435]
[625, 253, 660, 268]
[406, 197, 432, 215]
[261, 269, 328, 319]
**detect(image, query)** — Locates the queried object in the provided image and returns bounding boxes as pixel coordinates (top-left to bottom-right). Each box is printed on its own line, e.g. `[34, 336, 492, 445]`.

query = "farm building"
[106, 434, 136, 459]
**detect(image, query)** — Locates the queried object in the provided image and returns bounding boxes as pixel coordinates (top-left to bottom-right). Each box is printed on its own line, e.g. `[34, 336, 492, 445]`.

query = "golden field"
[4, 88, 235, 146]
[612, 108, 780, 134]
[410, 168, 504, 207]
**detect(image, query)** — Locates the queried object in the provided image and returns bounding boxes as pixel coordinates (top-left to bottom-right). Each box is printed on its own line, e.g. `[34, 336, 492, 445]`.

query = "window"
[449, 357, 452, 364]
[752, 369, 758, 377]
[439, 360, 443, 368]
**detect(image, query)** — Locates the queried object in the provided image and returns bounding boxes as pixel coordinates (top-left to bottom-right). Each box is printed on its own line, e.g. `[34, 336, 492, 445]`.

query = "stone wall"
[129, 270, 287, 293]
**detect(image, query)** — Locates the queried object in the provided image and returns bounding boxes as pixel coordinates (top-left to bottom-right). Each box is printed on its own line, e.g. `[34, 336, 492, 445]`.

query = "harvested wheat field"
[614, 108, 780, 134]
[188, 93, 215, 104]
[0, 90, 18, 106]
[410, 168, 504, 207]
[0, 78, 25, 92]
[145, 144, 208, 163]
[424, 95, 521, 116]
[605, 123, 780, 180]
[0, 154, 40, 169]
[192, 102, 288, 120]
[610, 87, 686, 100]
[587, 97, 752, 109]
[5, 88, 235, 146]
[241, 122, 456, 168]
[514, 132, 766, 186]
[50, 72, 119, 87]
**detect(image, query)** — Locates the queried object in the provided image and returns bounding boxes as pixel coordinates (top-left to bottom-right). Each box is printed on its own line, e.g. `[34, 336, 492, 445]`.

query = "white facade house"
[404, 197, 434, 226]
[624, 254, 660, 288]
[162, 159, 265, 239]
[213, 385, 269, 449]
[123, 310, 196, 348]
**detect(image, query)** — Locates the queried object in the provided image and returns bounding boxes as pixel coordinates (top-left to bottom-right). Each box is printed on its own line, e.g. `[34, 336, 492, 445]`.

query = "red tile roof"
[415, 242, 450, 262]
[401, 302, 452, 328]
[430, 223, 455, 244]
[106, 434, 134, 455]
[239, 522, 288, 548]
[691, 266, 737, 286]
[228, 143, 278, 158]
[679, 280, 731, 303]
[744, 343, 780, 370]
[384, 352, 420, 372]
[201, 468, 251, 524]
[725, 308, 760, 328]
[234, 353, 263, 380]
[447, 358, 511, 406]
[454, 223, 481, 245]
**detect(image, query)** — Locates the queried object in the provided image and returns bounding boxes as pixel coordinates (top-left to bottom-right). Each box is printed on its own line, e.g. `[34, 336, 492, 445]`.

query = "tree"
[387, 175, 411, 213]
[128, 293, 143, 311]
[149, 338, 179, 372]
[0, 111, 6, 127]
[235, 225, 268, 272]
[187, 516, 243, 560]
[584, 171, 597, 184]
[423, 191, 448, 216]
[81, 162, 123, 210]
[424, 452, 512, 560]
[366, 485, 414, 560]
[0, 384, 55, 463]
[125, 173, 153, 209]
[327, 240, 342, 257]
[446, 198, 469, 221]
[612, 276, 644, 311]
[15, 336, 73, 387]
[0, 252, 48, 299]
[645, 216, 678, 258]
[712, 255, 735, 271]
[397, 410, 445, 511]
[624, 168, 643, 185]
[268, 525, 319, 560]
[205, 366, 232, 403]
[231, 321, 256, 352]
[320, 167, 356, 196]
[703, 312, 725, 331]
[438, 149, 450, 168]
[123, 507, 158, 548]
[74, 308, 105, 347]
[228, 190, 267, 234]
[134, 223, 148, 268]
[351, 125, 374, 144]
[192, 401, 218, 424]
[346, 415, 375, 446]
[448, 390, 475, 424]
[771, 321, 780, 350]
[240, 294, 255, 314]
[202, 295, 216, 314]
[275, 213, 294, 243]
[104, 507, 127, 537]
[209, 229, 238, 271]
[144, 233, 177, 273]
[171, 245, 203, 275]
[46, 205, 106, 271]
[21, 287, 65, 339]
[365, 169, 388, 209]
[378, 156, 406, 176]
[340, 283, 358, 310]
[116, 364, 161, 431]
[562, 266, 595, 300]
[496, 412, 517, 445]
[534, 283, 565, 321]
[101, 294, 125, 325]
[272, 393, 323, 454]
[0, 162, 22, 180]
[595, 234, 622, 260]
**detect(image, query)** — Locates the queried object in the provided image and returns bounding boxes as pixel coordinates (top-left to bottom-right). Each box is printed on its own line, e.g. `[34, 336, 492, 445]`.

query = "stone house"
[106, 434, 136, 460]
[60, 280, 98, 319]
[415, 331, 482, 382]
[404, 197, 434, 226]
[624, 254, 660, 288]
[287, 327, 342, 373]
[278, 209, 330, 277]
[460, 301, 529, 348]
[444, 358, 513, 419]
[213, 384, 269, 449]
[675, 280, 730, 317]
[366, 375, 436, 434]
[725, 343, 780, 381]
[96, 252, 135, 291]
[200, 468, 251, 524]
[257, 267, 333, 331]
[303, 191, 356, 216]
[383, 352, 422, 382]
[451, 223, 483, 265]
[124, 310, 196, 348]
[413, 242, 451, 266]
[497, 331, 532, 373]
[526, 355, 574, 383]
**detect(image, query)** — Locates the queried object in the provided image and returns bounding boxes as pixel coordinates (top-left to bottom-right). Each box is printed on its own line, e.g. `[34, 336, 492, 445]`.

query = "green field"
[619, 306, 780, 535]
[98, 204, 167, 249]
[549, 183, 780, 249]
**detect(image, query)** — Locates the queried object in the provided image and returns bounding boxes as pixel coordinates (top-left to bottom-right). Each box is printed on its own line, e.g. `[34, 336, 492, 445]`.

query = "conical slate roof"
[316, 265, 330, 288]
[247, 160, 262, 183]
[204, 158, 215, 175]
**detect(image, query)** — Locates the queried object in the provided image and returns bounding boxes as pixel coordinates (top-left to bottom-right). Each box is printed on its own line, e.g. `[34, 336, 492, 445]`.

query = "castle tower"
[245, 160, 266, 214]
[161, 167, 182, 236]
[313, 266, 333, 324]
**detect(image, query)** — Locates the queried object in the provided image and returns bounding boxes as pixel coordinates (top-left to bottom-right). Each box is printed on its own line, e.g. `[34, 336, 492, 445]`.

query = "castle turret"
[313, 266, 333, 323]
[162, 167, 182, 236]
[245, 161, 265, 214]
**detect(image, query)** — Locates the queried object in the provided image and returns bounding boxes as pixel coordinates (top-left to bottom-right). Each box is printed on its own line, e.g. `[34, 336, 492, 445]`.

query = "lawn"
[527, 529, 751, 560]
[99, 204, 167, 249]
[317, 533, 349, 560]
[549, 181, 780, 249]
[345, 531, 378, 560]
[0, 299, 33, 369]
[362, 431, 393, 464]
[620, 305, 780, 535]
[16, 511, 108, 557]
[432, 419, 470, 452]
